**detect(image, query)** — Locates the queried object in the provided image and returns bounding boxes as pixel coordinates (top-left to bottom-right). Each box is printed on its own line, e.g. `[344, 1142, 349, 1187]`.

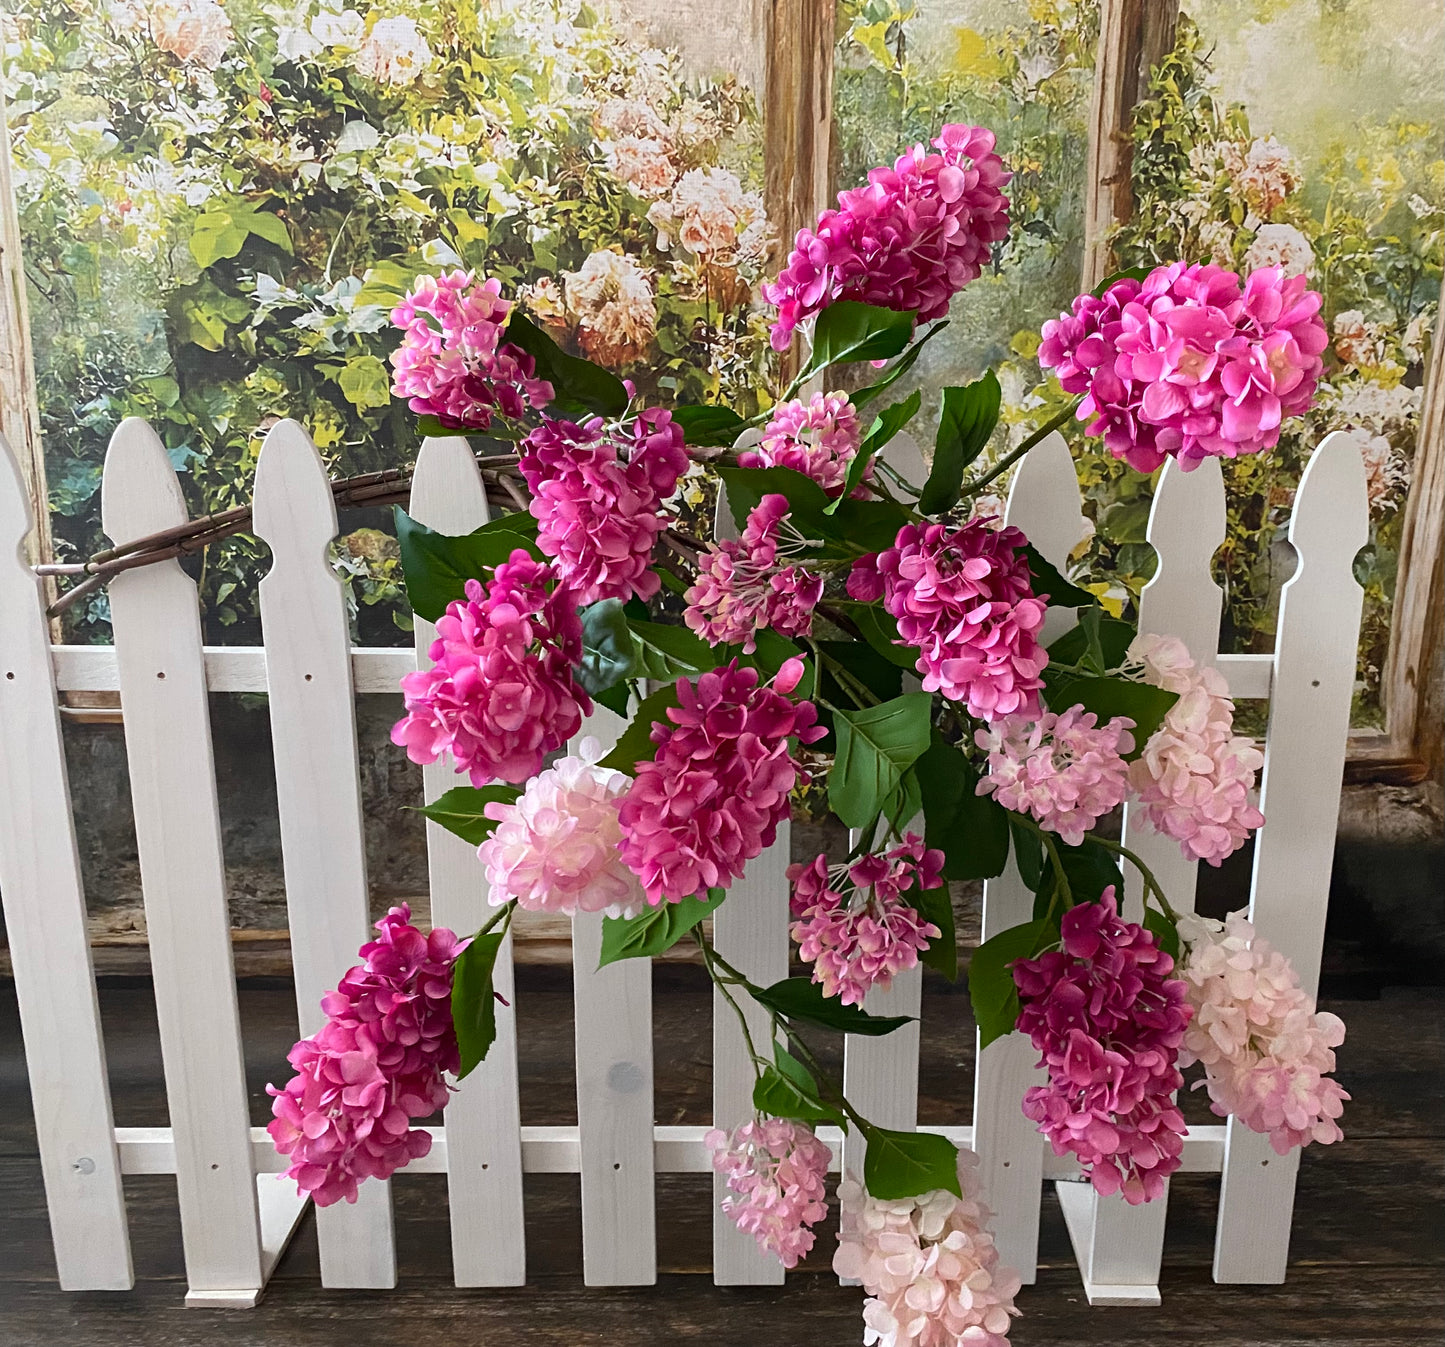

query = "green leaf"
[756, 975, 914, 1036]
[452, 930, 506, 1079]
[715, 465, 832, 533]
[826, 390, 922, 515]
[1040, 837, 1125, 911]
[1092, 266, 1151, 297]
[1144, 907, 1183, 963]
[919, 373, 1002, 516]
[863, 1128, 960, 1200]
[417, 785, 521, 847]
[829, 601, 919, 669]
[828, 692, 933, 830]
[824, 497, 914, 552]
[1049, 613, 1137, 672]
[752, 1045, 847, 1127]
[802, 301, 917, 378]
[628, 619, 715, 680]
[504, 311, 628, 417]
[816, 640, 905, 705]
[969, 918, 1055, 1049]
[1022, 544, 1093, 609]
[912, 881, 957, 981]
[881, 764, 923, 834]
[1044, 676, 1178, 759]
[849, 320, 949, 410]
[593, 680, 635, 717]
[598, 680, 683, 774]
[393, 507, 541, 622]
[338, 354, 392, 411]
[671, 404, 747, 447]
[1008, 815, 1045, 891]
[598, 888, 726, 966]
[914, 738, 1010, 881]
[577, 599, 635, 696]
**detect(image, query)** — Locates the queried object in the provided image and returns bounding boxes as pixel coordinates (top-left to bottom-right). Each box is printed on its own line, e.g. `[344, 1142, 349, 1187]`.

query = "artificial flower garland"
[269, 122, 1346, 1346]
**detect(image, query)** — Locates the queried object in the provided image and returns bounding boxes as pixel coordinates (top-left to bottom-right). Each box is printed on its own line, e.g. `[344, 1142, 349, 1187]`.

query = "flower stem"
[958, 401, 1082, 497]
[694, 933, 769, 1075]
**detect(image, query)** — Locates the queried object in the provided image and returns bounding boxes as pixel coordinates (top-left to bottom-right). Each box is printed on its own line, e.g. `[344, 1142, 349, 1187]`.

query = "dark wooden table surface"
[1, 961, 1441, 1347]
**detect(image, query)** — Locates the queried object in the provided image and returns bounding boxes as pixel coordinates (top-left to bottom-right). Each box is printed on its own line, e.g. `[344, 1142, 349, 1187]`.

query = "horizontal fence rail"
[0, 419, 1366, 1312]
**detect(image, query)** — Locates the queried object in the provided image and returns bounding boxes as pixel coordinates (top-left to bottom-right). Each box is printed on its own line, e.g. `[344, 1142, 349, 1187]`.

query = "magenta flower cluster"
[789, 834, 943, 1006]
[684, 494, 825, 652]
[739, 391, 866, 495]
[267, 906, 463, 1207]
[705, 1118, 832, 1269]
[1012, 890, 1192, 1205]
[518, 409, 688, 605]
[976, 707, 1135, 846]
[389, 270, 554, 431]
[1038, 261, 1328, 472]
[848, 521, 1048, 721]
[391, 552, 590, 786]
[763, 123, 1011, 351]
[617, 658, 823, 904]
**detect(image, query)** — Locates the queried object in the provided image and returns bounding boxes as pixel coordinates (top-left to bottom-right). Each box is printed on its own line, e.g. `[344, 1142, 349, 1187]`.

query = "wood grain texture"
[409, 435, 528, 1286]
[253, 420, 397, 1289]
[0, 433, 131, 1290]
[100, 417, 262, 1296]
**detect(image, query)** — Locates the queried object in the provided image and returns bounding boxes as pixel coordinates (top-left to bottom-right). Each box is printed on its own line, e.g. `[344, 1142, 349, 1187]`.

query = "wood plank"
[253, 420, 396, 1288]
[0, 434, 131, 1289]
[100, 417, 263, 1296]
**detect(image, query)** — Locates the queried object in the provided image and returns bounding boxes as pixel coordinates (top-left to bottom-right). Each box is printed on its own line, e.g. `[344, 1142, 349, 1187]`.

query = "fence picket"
[409, 435, 528, 1285]
[0, 434, 131, 1290]
[1213, 431, 1367, 1283]
[101, 418, 276, 1302]
[253, 420, 398, 1288]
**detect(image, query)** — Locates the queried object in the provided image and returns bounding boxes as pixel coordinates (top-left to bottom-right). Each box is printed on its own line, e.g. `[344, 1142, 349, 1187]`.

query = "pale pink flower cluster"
[478, 738, 645, 919]
[1038, 262, 1328, 472]
[705, 1118, 832, 1268]
[1344, 427, 1409, 514]
[389, 271, 553, 431]
[595, 97, 677, 199]
[1012, 890, 1192, 1204]
[788, 834, 943, 1006]
[975, 707, 1135, 846]
[561, 250, 657, 368]
[1176, 912, 1348, 1154]
[684, 494, 825, 652]
[833, 1150, 1022, 1347]
[150, 0, 232, 68]
[519, 409, 688, 604]
[617, 659, 824, 904]
[648, 167, 769, 267]
[352, 16, 432, 85]
[739, 391, 866, 495]
[764, 123, 1010, 351]
[847, 521, 1047, 721]
[391, 553, 590, 786]
[1127, 634, 1265, 866]
[267, 906, 462, 1206]
[1221, 136, 1301, 215]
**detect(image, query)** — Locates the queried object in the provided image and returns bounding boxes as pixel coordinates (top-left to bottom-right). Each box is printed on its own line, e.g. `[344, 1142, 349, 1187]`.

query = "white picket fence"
[0, 417, 1366, 1309]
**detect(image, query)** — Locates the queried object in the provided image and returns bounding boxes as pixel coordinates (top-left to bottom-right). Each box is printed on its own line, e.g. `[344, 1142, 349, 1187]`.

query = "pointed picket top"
[1140, 455, 1226, 666]
[253, 419, 340, 564]
[0, 431, 34, 558]
[101, 417, 188, 542]
[411, 436, 491, 534]
[1286, 429, 1370, 575]
[1003, 429, 1089, 567]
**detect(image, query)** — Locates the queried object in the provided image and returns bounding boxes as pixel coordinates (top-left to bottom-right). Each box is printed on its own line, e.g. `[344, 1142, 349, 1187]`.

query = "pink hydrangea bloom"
[764, 124, 1011, 351]
[1126, 634, 1265, 866]
[389, 270, 554, 431]
[847, 521, 1048, 721]
[519, 408, 689, 605]
[1176, 912, 1348, 1154]
[1038, 261, 1328, 472]
[477, 737, 644, 918]
[976, 706, 1135, 846]
[739, 392, 867, 494]
[617, 658, 824, 904]
[391, 552, 590, 786]
[834, 1149, 1022, 1347]
[788, 834, 944, 1006]
[705, 1118, 832, 1269]
[684, 494, 825, 652]
[1012, 889, 1192, 1204]
[267, 906, 464, 1206]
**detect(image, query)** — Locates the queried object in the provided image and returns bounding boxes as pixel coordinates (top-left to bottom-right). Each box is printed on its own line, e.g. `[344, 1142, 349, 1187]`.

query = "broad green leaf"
[338, 354, 392, 411]
[827, 390, 922, 514]
[452, 930, 506, 1078]
[755, 976, 914, 1036]
[1008, 815, 1045, 891]
[715, 465, 832, 533]
[1049, 612, 1137, 672]
[969, 917, 1055, 1049]
[816, 640, 904, 704]
[629, 619, 715, 680]
[850, 320, 949, 410]
[752, 1045, 846, 1128]
[1092, 266, 1151, 297]
[1022, 544, 1093, 608]
[577, 599, 636, 696]
[393, 507, 541, 621]
[417, 784, 521, 847]
[828, 601, 919, 669]
[504, 311, 629, 417]
[919, 373, 1002, 516]
[598, 888, 726, 966]
[1038, 836, 1124, 913]
[914, 738, 1009, 882]
[823, 497, 913, 552]
[670, 404, 747, 447]
[593, 680, 635, 717]
[880, 764, 923, 834]
[598, 680, 683, 774]
[863, 1127, 960, 1199]
[1143, 907, 1183, 963]
[1044, 675, 1178, 759]
[828, 692, 932, 829]
[912, 882, 957, 981]
[802, 301, 917, 378]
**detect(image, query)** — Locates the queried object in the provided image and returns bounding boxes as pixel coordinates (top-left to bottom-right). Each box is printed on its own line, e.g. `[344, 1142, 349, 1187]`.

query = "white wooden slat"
[409, 435, 527, 1286]
[1214, 432, 1367, 1283]
[1067, 456, 1227, 1304]
[0, 433, 132, 1290]
[100, 417, 262, 1298]
[572, 704, 657, 1285]
[841, 965, 922, 1180]
[253, 420, 397, 1288]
